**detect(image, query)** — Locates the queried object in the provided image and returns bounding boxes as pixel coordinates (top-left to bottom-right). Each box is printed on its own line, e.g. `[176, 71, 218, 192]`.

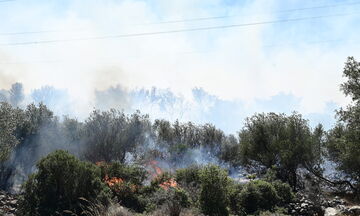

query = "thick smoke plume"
[0, 83, 247, 192]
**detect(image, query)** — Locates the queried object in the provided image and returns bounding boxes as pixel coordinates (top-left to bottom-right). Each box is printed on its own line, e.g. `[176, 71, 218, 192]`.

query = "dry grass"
[81, 199, 134, 216]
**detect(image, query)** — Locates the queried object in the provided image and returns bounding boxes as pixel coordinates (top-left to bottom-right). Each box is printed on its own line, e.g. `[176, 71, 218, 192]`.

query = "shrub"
[82, 200, 134, 216]
[238, 181, 262, 214]
[272, 180, 294, 205]
[199, 164, 230, 216]
[18, 150, 111, 216]
[175, 165, 203, 206]
[150, 188, 190, 216]
[175, 165, 202, 187]
[238, 180, 280, 215]
[228, 182, 245, 216]
[99, 162, 147, 185]
[253, 180, 279, 210]
[98, 162, 149, 212]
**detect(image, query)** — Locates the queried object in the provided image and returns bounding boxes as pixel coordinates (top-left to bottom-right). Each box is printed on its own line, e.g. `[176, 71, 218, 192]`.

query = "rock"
[324, 207, 339, 216]
[9, 199, 17, 206]
[348, 205, 360, 215]
[301, 202, 309, 208]
[0, 190, 18, 215]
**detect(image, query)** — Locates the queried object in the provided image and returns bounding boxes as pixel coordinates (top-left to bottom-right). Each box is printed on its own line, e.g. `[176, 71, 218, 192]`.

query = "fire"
[159, 178, 178, 190]
[104, 175, 124, 187]
[146, 160, 178, 190]
[96, 160, 178, 191]
[147, 160, 163, 178]
[95, 161, 106, 166]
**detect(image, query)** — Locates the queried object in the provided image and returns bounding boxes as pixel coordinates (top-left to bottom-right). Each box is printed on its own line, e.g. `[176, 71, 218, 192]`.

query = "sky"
[0, 0, 360, 133]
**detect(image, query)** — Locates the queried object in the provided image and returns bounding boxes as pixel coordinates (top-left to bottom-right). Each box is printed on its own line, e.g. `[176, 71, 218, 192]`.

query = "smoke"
[31, 86, 73, 117]
[0, 0, 357, 116]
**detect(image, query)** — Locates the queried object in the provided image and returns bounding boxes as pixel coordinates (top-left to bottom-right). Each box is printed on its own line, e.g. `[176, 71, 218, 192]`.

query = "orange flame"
[159, 178, 178, 190]
[95, 161, 106, 166]
[147, 160, 163, 178]
[104, 175, 124, 187]
[146, 160, 178, 190]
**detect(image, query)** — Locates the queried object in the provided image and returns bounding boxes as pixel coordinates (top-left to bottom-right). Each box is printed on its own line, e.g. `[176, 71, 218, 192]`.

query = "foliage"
[99, 162, 147, 185]
[81, 200, 134, 216]
[175, 165, 202, 187]
[83, 110, 151, 163]
[228, 182, 245, 216]
[150, 188, 190, 216]
[219, 135, 241, 167]
[325, 57, 360, 194]
[18, 150, 111, 216]
[0, 102, 20, 162]
[239, 112, 324, 189]
[272, 180, 294, 205]
[199, 164, 230, 216]
[9, 82, 24, 107]
[153, 120, 225, 154]
[237, 180, 279, 215]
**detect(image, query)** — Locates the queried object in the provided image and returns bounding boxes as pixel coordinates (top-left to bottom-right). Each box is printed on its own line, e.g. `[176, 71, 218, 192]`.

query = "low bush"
[255, 180, 279, 209]
[272, 180, 294, 205]
[151, 188, 191, 216]
[175, 165, 202, 187]
[18, 150, 111, 216]
[237, 180, 281, 215]
[199, 164, 230, 216]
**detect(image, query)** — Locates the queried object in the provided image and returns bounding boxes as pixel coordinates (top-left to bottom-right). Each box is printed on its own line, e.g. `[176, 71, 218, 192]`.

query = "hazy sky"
[1, 0, 359, 132]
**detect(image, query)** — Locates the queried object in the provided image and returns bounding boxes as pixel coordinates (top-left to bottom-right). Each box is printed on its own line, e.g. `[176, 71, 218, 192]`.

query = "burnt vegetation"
[0, 57, 360, 215]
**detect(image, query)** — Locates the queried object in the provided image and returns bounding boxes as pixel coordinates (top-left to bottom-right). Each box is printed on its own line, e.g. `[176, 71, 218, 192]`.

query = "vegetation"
[239, 112, 324, 189]
[199, 165, 230, 216]
[326, 56, 360, 194]
[1, 57, 360, 215]
[17, 150, 111, 216]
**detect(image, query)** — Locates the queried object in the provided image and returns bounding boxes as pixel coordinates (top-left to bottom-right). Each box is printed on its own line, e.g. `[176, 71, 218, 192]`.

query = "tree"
[239, 112, 323, 189]
[0, 102, 20, 162]
[326, 57, 360, 193]
[82, 109, 151, 163]
[9, 82, 24, 107]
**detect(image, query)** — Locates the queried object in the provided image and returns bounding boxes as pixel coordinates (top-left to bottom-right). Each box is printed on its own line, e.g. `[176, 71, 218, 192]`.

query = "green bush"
[228, 182, 245, 216]
[18, 150, 111, 216]
[150, 187, 191, 216]
[238, 180, 280, 215]
[272, 180, 294, 205]
[175, 165, 202, 187]
[199, 164, 230, 216]
[110, 181, 147, 213]
[253, 180, 279, 210]
[238, 181, 262, 214]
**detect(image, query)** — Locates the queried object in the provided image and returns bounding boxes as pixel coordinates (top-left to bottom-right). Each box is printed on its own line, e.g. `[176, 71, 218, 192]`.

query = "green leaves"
[18, 150, 111, 216]
[239, 112, 323, 188]
[0, 102, 20, 162]
[326, 57, 360, 193]
[199, 165, 230, 216]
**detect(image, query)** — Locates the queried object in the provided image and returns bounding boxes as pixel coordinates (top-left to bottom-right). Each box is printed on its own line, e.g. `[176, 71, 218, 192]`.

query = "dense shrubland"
[0, 57, 360, 215]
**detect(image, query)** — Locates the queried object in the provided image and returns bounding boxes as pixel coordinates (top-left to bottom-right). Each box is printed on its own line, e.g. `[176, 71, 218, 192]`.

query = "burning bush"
[18, 150, 111, 216]
[97, 161, 149, 212]
[98, 162, 147, 186]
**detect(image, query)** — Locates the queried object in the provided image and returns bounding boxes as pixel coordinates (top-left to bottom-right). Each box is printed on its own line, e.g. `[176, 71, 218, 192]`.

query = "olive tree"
[239, 112, 323, 189]
[326, 57, 360, 193]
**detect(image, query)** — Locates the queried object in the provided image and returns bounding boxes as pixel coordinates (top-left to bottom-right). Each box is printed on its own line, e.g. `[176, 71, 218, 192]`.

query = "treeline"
[0, 57, 359, 215]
